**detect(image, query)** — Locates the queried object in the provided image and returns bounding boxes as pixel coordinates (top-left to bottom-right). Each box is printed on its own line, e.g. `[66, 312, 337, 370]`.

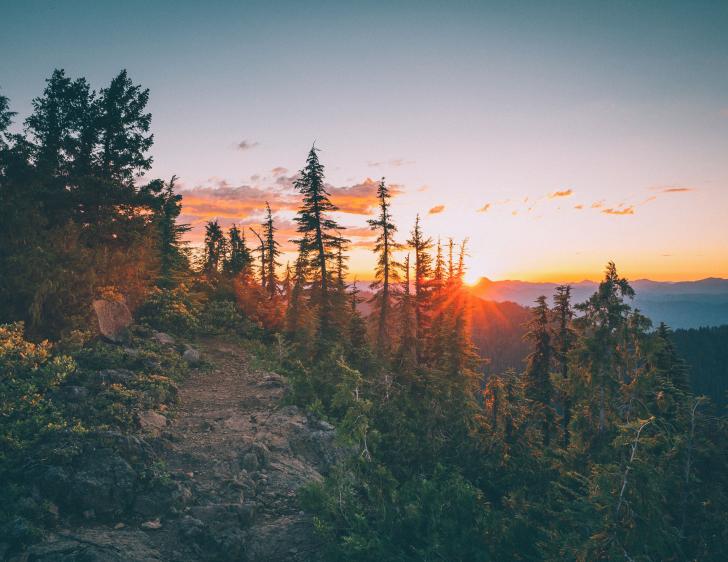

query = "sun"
[463, 271, 481, 286]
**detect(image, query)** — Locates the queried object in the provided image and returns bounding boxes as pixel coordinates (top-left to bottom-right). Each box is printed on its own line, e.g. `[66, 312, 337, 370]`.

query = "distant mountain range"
[468, 277, 728, 329]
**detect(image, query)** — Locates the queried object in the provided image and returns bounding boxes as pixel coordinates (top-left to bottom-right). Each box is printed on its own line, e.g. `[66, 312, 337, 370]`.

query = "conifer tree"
[367, 177, 401, 358]
[523, 295, 554, 446]
[25, 69, 76, 178]
[203, 220, 226, 274]
[282, 262, 292, 300]
[552, 284, 574, 447]
[407, 214, 433, 364]
[395, 253, 417, 370]
[249, 227, 267, 289]
[292, 146, 348, 342]
[156, 175, 190, 287]
[263, 202, 281, 297]
[653, 322, 690, 392]
[225, 224, 251, 276]
[574, 262, 635, 440]
[97, 70, 153, 185]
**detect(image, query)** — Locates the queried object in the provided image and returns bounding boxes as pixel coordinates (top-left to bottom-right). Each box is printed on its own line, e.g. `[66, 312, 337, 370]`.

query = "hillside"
[470, 277, 728, 328]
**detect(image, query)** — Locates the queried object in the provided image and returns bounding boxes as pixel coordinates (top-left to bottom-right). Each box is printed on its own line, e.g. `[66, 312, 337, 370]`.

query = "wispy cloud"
[574, 204, 584, 210]
[477, 203, 491, 213]
[368, 158, 414, 168]
[602, 206, 635, 216]
[658, 186, 694, 193]
[428, 204, 445, 215]
[179, 174, 404, 245]
[549, 189, 573, 199]
[329, 178, 403, 215]
[236, 140, 260, 151]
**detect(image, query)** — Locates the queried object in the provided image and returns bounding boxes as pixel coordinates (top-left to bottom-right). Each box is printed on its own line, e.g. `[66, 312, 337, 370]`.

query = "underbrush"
[0, 322, 190, 554]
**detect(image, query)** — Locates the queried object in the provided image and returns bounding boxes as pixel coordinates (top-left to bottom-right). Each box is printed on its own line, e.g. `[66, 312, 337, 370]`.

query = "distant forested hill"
[469, 296, 530, 374]
[469, 277, 728, 329]
[672, 325, 728, 407]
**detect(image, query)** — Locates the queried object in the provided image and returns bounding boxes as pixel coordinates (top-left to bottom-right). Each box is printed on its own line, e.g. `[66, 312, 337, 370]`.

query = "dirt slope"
[23, 339, 335, 562]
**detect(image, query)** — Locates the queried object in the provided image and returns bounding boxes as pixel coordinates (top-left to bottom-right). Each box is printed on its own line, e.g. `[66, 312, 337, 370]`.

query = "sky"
[2, 0, 728, 282]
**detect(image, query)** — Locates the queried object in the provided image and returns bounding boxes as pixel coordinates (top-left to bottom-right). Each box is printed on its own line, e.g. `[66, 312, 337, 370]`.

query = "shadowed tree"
[263, 202, 281, 297]
[249, 227, 267, 289]
[292, 145, 348, 343]
[225, 224, 251, 277]
[203, 220, 226, 275]
[156, 175, 190, 287]
[523, 295, 555, 446]
[407, 214, 433, 364]
[97, 70, 153, 185]
[367, 177, 401, 359]
[552, 284, 574, 447]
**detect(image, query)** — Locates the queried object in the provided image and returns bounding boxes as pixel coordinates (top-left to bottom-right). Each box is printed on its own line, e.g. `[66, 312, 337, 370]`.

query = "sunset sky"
[3, 1, 728, 281]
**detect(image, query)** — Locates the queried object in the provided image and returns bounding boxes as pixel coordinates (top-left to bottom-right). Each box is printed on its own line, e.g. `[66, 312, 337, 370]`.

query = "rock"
[178, 515, 205, 541]
[92, 298, 132, 342]
[182, 346, 201, 365]
[114, 522, 125, 530]
[152, 331, 175, 346]
[241, 452, 259, 472]
[258, 374, 285, 388]
[140, 518, 162, 530]
[316, 419, 335, 431]
[24, 528, 163, 561]
[137, 410, 167, 435]
[59, 384, 89, 400]
[98, 368, 135, 385]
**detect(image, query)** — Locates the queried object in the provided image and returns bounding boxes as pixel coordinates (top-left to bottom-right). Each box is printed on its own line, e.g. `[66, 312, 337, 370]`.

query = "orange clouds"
[428, 204, 445, 215]
[477, 203, 491, 213]
[330, 178, 403, 214]
[602, 206, 635, 216]
[549, 189, 573, 198]
[178, 175, 398, 249]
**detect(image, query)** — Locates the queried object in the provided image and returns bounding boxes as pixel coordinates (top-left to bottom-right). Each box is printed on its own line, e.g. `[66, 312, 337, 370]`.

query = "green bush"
[0, 323, 76, 458]
[136, 285, 200, 334]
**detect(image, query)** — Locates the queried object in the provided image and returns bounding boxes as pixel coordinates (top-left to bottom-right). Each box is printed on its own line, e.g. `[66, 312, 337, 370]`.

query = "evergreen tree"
[203, 220, 226, 275]
[292, 146, 348, 342]
[249, 227, 267, 289]
[225, 224, 251, 276]
[552, 284, 575, 447]
[573, 262, 636, 442]
[282, 261, 292, 300]
[653, 322, 690, 392]
[367, 177, 401, 358]
[263, 202, 281, 296]
[407, 214, 433, 364]
[156, 175, 190, 287]
[523, 295, 554, 446]
[97, 70, 153, 185]
[395, 253, 417, 370]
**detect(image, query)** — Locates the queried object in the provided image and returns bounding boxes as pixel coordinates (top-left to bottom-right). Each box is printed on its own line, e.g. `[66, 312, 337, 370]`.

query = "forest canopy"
[1, 70, 727, 561]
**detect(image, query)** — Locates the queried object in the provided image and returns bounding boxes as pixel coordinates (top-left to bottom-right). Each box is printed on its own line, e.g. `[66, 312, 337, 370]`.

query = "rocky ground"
[19, 339, 338, 561]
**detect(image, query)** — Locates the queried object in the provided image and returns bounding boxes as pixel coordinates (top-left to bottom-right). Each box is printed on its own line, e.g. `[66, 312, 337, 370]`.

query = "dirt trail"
[25, 339, 334, 562]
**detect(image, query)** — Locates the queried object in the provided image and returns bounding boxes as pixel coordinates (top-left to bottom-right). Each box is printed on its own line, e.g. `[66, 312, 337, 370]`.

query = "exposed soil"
[22, 339, 335, 561]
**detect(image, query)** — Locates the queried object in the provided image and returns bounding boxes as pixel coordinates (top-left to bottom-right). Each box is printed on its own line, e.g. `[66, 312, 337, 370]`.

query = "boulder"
[98, 369, 135, 385]
[152, 331, 175, 346]
[92, 298, 133, 342]
[137, 410, 168, 435]
[183, 346, 201, 365]
[58, 385, 89, 400]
